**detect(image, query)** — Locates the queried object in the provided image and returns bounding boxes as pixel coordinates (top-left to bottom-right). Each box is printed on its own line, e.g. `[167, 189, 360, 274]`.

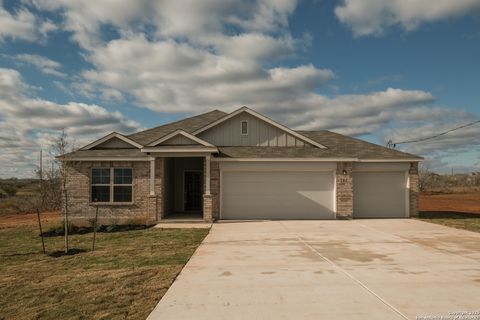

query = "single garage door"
[353, 172, 407, 218]
[221, 171, 335, 220]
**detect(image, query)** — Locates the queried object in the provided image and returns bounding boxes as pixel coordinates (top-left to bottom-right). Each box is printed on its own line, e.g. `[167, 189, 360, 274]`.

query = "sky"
[0, 0, 479, 178]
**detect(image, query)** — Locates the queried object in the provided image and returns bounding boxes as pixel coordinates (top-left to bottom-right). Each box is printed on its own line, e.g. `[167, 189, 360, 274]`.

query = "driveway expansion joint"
[278, 221, 410, 320]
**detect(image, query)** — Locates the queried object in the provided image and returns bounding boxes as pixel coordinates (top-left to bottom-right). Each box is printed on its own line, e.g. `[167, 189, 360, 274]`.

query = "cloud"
[0, 68, 141, 177]
[78, 34, 334, 113]
[6, 0, 479, 175]
[15, 54, 67, 77]
[0, 2, 56, 42]
[335, 0, 480, 37]
[385, 118, 480, 156]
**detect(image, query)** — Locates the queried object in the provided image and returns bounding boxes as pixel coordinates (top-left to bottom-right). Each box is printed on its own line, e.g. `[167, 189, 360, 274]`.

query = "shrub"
[2, 186, 18, 197]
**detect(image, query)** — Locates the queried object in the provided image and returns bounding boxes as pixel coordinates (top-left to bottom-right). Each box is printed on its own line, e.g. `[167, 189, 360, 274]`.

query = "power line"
[387, 119, 480, 148]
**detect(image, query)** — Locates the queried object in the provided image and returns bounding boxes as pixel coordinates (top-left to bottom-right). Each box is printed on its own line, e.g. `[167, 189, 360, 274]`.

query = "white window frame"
[240, 120, 248, 135]
[91, 167, 133, 204]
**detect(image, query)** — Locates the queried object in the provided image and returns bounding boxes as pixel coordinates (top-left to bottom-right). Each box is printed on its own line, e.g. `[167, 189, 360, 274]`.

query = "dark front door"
[184, 171, 202, 211]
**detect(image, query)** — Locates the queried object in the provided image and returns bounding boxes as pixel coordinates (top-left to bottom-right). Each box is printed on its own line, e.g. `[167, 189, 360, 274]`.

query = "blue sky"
[0, 0, 479, 177]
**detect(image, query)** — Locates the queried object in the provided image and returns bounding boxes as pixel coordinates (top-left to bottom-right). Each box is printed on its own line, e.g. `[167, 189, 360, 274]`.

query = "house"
[62, 106, 422, 224]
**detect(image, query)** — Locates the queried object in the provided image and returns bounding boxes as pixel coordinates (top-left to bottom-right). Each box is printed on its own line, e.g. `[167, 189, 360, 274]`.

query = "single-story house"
[62, 106, 422, 224]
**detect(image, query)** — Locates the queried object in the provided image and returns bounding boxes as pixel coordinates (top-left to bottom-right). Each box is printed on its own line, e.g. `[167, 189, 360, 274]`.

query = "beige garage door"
[353, 172, 407, 218]
[221, 171, 335, 220]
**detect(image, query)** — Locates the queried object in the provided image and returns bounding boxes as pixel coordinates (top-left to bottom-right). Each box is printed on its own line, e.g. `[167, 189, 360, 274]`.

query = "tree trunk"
[64, 187, 69, 254]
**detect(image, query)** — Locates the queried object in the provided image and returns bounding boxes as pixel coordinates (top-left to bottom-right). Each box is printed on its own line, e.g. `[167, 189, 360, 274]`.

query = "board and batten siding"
[198, 112, 310, 147]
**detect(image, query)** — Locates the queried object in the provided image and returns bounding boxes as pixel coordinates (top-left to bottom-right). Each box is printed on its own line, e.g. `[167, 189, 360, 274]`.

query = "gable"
[147, 129, 214, 147]
[82, 132, 143, 150]
[157, 135, 202, 146]
[92, 137, 136, 149]
[127, 110, 227, 146]
[197, 111, 311, 147]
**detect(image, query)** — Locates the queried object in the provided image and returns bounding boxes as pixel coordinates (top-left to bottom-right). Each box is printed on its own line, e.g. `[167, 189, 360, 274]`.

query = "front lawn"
[0, 216, 209, 319]
[417, 211, 480, 233]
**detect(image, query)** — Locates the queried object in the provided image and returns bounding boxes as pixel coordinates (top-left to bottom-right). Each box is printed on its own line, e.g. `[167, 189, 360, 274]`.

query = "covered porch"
[146, 150, 215, 222]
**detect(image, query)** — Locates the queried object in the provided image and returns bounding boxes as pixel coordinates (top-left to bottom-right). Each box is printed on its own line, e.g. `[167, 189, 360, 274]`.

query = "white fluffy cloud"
[3, 0, 479, 175]
[15, 54, 66, 77]
[0, 68, 141, 177]
[335, 0, 480, 37]
[0, 1, 56, 42]
[384, 114, 480, 156]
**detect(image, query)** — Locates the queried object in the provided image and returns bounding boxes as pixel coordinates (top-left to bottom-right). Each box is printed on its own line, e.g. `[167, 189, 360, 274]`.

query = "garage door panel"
[353, 172, 406, 218]
[222, 171, 335, 220]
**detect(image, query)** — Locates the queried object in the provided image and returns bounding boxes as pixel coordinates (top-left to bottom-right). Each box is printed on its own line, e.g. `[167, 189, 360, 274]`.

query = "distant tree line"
[419, 163, 480, 192]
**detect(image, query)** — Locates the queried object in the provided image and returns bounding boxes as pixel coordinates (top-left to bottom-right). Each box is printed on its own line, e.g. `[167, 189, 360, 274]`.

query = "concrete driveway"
[148, 219, 480, 320]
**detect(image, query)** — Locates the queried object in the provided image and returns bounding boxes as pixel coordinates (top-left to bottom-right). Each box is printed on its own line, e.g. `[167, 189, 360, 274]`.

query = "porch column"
[203, 155, 213, 222]
[205, 155, 211, 195]
[149, 156, 155, 196]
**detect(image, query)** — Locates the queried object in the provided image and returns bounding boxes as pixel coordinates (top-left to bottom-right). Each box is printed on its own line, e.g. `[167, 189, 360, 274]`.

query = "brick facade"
[65, 158, 420, 224]
[409, 162, 420, 217]
[336, 162, 353, 218]
[210, 160, 220, 220]
[202, 157, 219, 221]
[154, 157, 164, 220]
[203, 194, 213, 222]
[65, 160, 158, 225]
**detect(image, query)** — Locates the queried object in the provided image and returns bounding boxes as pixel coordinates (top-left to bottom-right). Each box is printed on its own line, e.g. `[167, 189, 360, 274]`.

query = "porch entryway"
[163, 157, 204, 219]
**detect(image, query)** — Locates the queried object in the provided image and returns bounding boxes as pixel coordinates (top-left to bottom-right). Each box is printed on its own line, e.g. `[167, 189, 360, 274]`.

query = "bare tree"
[35, 160, 61, 212]
[51, 129, 75, 254]
[418, 161, 432, 192]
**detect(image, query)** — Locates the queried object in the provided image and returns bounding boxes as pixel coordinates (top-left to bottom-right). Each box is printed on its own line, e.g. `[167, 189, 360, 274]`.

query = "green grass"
[0, 221, 209, 320]
[417, 211, 480, 233]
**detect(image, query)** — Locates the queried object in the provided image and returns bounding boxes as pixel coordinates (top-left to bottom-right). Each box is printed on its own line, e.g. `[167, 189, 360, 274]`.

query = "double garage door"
[221, 163, 335, 220]
[220, 162, 409, 220]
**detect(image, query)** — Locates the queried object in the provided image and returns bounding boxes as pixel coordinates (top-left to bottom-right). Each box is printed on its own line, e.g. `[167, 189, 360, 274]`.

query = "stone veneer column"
[409, 162, 419, 217]
[336, 162, 353, 219]
[203, 194, 213, 222]
[210, 160, 220, 219]
[154, 157, 164, 220]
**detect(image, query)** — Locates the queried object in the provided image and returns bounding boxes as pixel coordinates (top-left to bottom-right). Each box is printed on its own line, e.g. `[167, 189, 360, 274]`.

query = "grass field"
[0, 214, 209, 320]
[417, 211, 480, 233]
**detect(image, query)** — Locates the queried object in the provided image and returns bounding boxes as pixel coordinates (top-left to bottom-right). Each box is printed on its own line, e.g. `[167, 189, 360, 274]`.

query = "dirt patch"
[0, 211, 61, 229]
[420, 193, 480, 214]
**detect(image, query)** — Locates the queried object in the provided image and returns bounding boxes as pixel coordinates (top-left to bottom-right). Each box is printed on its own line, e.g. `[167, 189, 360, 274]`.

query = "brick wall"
[409, 162, 419, 217]
[336, 162, 353, 218]
[64, 160, 158, 225]
[210, 160, 220, 219]
[154, 157, 164, 220]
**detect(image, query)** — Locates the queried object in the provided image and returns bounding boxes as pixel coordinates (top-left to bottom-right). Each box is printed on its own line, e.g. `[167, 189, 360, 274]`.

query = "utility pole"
[39, 149, 43, 181]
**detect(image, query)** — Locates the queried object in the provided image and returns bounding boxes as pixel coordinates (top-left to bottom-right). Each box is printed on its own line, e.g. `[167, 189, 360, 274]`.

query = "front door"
[184, 171, 202, 211]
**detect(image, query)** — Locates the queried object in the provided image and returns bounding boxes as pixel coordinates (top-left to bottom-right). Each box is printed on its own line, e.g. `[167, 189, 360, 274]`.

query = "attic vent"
[241, 121, 248, 135]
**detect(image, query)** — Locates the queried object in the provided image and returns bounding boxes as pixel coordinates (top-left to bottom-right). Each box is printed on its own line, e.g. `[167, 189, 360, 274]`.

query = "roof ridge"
[127, 109, 227, 139]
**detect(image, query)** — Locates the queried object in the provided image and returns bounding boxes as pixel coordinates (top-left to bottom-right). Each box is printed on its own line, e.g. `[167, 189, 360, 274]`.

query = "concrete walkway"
[148, 219, 480, 320]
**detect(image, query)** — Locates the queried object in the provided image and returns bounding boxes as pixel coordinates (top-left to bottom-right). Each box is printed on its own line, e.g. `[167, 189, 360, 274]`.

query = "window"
[91, 168, 133, 203]
[91, 168, 110, 202]
[241, 120, 248, 135]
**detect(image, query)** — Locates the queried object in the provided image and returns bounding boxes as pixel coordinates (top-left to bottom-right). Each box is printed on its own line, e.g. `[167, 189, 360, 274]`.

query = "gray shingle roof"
[216, 131, 421, 160]
[299, 130, 422, 160]
[62, 149, 148, 159]
[63, 110, 421, 161]
[127, 109, 227, 146]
